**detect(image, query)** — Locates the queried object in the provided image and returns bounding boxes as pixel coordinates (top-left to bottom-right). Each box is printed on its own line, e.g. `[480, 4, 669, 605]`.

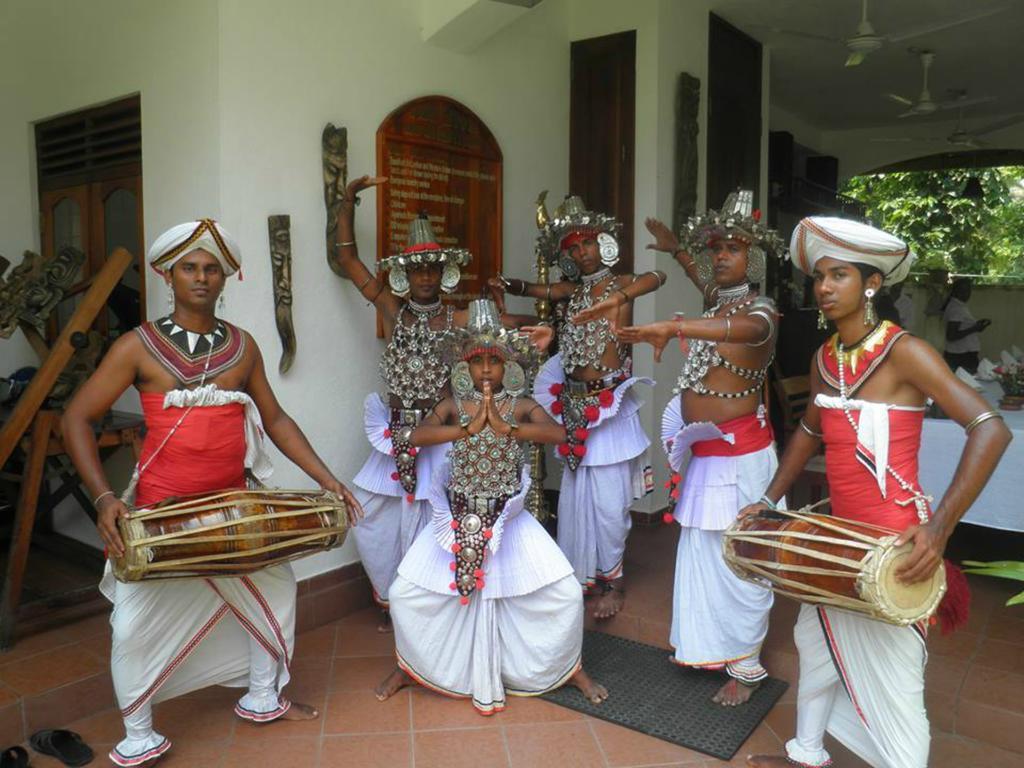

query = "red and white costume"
[662, 402, 776, 683]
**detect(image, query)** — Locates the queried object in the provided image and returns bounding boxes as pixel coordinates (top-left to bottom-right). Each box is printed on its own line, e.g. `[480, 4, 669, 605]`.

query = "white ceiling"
[711, 0, 1024, 131]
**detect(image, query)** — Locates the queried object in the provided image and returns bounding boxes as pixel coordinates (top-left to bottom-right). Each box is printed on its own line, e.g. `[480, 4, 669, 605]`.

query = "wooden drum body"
[113, 488, 349, 582]
[723, 509, 946, 625]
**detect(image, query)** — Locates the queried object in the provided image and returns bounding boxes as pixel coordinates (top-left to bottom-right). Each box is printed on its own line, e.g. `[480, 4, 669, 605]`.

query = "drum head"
[868, 540, 947, 624]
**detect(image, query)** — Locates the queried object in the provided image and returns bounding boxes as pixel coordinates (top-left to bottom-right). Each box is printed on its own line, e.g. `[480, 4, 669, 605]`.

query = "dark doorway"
[707, 14, 761, 209]
[570, 30, 636, 272]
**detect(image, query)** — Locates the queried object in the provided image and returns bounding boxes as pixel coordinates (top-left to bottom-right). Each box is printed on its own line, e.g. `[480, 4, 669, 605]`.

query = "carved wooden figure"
[267, 215, 296, 374]
[322, 123, 348, 265]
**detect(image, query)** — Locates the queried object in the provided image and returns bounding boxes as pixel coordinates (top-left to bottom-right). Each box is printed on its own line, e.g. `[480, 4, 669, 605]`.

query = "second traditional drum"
[113, 488, 349, 582]
[723, 507, 946, 625]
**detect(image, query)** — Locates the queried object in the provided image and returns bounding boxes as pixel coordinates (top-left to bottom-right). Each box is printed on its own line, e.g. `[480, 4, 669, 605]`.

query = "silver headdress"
[537, 195, 622, 281]
[378, 213, 472, 297]
[678, 189, 785, 284]
[446, 299, 538, 398]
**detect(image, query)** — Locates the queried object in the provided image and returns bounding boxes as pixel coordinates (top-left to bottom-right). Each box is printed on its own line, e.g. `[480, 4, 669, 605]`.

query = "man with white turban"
[63, 219, 362, 766]
[742, 216, 1010, 768]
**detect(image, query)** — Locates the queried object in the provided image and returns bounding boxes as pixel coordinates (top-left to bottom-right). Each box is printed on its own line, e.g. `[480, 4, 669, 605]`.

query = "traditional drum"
[723, 505, 946, 625]
[113, 488, 349, 582]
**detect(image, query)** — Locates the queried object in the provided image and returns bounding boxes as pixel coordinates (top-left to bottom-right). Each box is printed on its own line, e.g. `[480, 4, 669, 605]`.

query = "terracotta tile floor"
[5, 523, 1024, 767]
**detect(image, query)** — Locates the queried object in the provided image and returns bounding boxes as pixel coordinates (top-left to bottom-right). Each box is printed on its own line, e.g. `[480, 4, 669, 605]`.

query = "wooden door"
[707, 14, 762, 210]
[570, 30, 636, 272]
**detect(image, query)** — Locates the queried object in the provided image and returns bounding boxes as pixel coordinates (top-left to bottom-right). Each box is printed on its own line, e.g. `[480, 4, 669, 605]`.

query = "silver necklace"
[581, 267, 611, 286]
[408, 299, 442, 316]
[716, 282, 751, 307]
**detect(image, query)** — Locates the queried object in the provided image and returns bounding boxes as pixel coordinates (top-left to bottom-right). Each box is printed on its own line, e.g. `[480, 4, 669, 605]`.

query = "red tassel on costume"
[572, 444, 586, 458]
[549, 383, 563, 396]
[551, 400, 564, 416]
[383, 429, 391, 439]
[598, 390, 614, 408]
[662, 512, 674, 525]
[390, 472, 400, 481]
[557, 443, 571, 457]
[584, 405, 600, 422]
[574, 427, 589, 441]
[938, 560, 971, 635]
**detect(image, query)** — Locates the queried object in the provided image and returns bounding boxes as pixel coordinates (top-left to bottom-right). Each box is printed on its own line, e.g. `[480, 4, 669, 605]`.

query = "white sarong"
[662, 398, 775, 680]
[785, 605, 929, 768]
[533, 355, 651, 586]
[351, 393, 447, 604]
[392, 465, 582, 713]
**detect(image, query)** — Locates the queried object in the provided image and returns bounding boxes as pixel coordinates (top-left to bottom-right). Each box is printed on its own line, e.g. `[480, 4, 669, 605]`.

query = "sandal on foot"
[0, 746, 28, 768]
[28, 730, 93, 767]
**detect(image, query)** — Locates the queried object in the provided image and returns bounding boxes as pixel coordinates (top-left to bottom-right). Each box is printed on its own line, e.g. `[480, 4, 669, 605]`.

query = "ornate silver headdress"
[678, 189, 785, 284]
[537, 195, 622, 281]
[378, 213, 472, 297]
[446, 299, 538, 398]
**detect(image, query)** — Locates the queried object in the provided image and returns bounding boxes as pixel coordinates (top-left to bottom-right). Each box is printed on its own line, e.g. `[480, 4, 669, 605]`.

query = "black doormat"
[541, 630, 788, 761]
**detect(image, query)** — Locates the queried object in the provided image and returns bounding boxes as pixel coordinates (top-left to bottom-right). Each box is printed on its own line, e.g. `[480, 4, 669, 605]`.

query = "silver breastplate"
[380, 304, 454, 408]
[448, 396, 523, 498]
[559, 278, 622, 374]
[674, 298, 773, 398]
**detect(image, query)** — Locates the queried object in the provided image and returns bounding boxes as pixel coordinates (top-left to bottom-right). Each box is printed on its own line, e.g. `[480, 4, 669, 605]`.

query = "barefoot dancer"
[63, 221, 362, 766]
[375, 303, 608, 711]
[490, 196, 666, 619]
[743, 217, 1011, 768]
[615, 191, 784, 706]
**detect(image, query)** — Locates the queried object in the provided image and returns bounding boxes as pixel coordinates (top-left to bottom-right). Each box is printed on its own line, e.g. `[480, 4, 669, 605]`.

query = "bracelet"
[758, 494, 779, 511]
[646, 269, 667, 286]
[356, 274, 374, 292]
[799, 418, 823, 438]
[336, 240, 356, 248]
[616, 288, 630, 304]
[964, 410, 1004, 435]
[341, 195, 360, 207]
[93, 490, 115, 507]
[724, 316, 732, 342]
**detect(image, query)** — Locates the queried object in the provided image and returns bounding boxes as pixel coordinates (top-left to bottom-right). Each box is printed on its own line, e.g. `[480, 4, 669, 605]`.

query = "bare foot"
[374, 667, 412, 701]
[745, 755, 792, 767]
[712, 678, 760, 707]
[569, 668, 609, 704]
[591, 579, 625, 619]
[280, 701, 319, 720]
[377, 609, 393, 634]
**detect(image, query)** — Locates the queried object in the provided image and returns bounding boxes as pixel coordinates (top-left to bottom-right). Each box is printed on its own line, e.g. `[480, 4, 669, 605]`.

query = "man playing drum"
[613, 191, 784, 706]
[63, 220, 362, 767]
[742, 216, 1011, 768]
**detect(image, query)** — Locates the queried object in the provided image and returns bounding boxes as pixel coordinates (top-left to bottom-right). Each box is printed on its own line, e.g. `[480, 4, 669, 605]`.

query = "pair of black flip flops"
[1, 730, 93, 767]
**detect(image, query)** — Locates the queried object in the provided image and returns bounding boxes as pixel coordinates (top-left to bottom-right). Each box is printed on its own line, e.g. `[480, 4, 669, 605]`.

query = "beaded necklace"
[380, 301, 454, 408]
[836, 333, 930, 523]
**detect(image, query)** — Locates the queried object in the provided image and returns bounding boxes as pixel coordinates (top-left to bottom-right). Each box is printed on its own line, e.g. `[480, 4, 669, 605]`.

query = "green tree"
[841, 167, 1024, 280]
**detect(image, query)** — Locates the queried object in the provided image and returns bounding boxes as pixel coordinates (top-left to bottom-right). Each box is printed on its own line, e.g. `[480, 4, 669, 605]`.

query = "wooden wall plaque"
[376, 96, 503, 306]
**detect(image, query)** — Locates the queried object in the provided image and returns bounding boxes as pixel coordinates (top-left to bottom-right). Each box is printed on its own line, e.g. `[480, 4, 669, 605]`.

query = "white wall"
[2, 0, 772, 573]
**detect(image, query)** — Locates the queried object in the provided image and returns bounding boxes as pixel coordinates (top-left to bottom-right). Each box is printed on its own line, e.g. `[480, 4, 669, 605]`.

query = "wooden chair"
[770, 362, 827, 508]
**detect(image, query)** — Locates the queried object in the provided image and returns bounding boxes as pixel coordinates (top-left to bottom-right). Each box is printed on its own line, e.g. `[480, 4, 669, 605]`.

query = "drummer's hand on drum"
[96, 496, 128, 557]
[322, 477, 364, 526]
[737, 502, 771, 521]
[895, 523, 945, 584]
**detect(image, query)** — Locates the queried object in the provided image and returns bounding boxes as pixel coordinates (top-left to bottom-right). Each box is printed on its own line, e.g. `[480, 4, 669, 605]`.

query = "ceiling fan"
[871, 111, 1024, 149]
[749, 0, 1007, 67]
[885, 50, 994, 118]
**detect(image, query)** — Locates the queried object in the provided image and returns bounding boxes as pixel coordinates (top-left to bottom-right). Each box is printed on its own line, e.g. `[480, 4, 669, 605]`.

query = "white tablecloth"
[919, 382, 1024, 531]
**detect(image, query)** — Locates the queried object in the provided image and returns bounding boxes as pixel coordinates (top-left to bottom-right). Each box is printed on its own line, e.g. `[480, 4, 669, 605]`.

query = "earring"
[451, 361, 474, 398]
[817, 310, 827, 330]
[863, 288, 877, 326]
[166, 284, 175, 312]
[218, 292, 226, 311]
[502, 361, 526, 397]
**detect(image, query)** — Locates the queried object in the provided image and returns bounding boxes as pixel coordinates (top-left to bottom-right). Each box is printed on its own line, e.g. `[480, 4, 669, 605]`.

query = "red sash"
[135, 392, 247, 507]
[691, 412, 774, 457]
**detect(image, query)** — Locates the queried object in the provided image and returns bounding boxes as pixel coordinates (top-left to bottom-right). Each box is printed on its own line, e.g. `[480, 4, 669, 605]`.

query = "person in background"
[943, 277, 990, 374]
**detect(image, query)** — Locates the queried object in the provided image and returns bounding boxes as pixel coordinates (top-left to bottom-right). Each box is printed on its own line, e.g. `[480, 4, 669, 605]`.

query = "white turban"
[789, 216, 914, 286]
[147, 219, 241, 277]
